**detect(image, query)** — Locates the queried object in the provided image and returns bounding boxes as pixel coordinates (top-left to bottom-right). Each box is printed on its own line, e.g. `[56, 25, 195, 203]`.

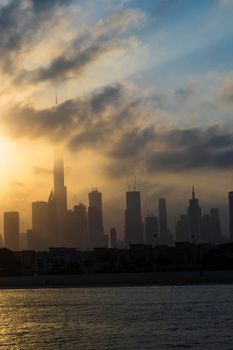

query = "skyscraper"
[210, 208, 221, 244]
[48, 191, 58, 247]
[187, 186, 202, 244]
[159, 198, 168, 245]
[201, 214, 212, 244]
[125, 190, 144, 246]
[175, 214, 189, 242]
[31, 201, 49, 251]
[110, 227, 117, 248]
[4, 211, 19, 251]
[229, 191, 233, 242]
[88, 189, 105, 248]
[74, 203, 88, 250]
[53, 157, 67, 245]
[145, 215, 158, 245]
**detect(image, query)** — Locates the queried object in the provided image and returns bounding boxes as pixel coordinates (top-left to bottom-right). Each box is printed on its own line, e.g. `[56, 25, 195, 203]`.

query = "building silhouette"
[0, 234, 4, 248]
[73, 203, 89, 250]
[20, 232, 27, 250]
[175, 214, 189, 242]
[145, 215, 158, 245]
[88, 189, 106, 248]
[53, 157, 67, 246]
[31, 201, 49, 251]
[48, 191, 58, 247]
[125, 190, 144, 246]
[210, 208, 222, 244]
[187, 186, 202, 244]
[110, 227, 117, 248]
[4, 211, 19, 251]
[27, 229, 33, 250]
[64, 209, 76, 247]
[201, 214, 212, 244]
[229, 191, 233, 242]
[158, 198, 167, 244]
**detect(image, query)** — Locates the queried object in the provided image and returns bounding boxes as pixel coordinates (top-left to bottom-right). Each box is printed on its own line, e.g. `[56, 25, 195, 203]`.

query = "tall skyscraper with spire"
[48, 191, 58, 247]
[53, 157, 67, 245]
[187, 186, 202, 244]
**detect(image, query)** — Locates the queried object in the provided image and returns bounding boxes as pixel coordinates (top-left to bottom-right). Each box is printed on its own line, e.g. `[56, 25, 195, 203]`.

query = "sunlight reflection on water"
[0, 285, 233, 349]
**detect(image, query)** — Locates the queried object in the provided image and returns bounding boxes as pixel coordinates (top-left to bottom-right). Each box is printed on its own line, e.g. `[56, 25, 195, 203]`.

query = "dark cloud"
[106, 125, 233, 175]
[90, 85, 123, 113]
[16, 10, 143, 84]
[31, 0, 72, 12]
[146, 126, 233, 172]
[3, 83, 124, 143]
[3, 82, 233, 174]
[0, 0, 72, 72]
[18, 44, 104, 83]
[110, 127, 156, 158]
[175, 86, 193, 100]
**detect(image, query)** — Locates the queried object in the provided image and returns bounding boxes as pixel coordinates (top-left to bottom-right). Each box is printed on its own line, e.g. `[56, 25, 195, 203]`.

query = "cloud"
[31, 0, 72, 12]
[2, 83, 125, 143]
[0, 0, 72, 72]
[2, 82, 233, 175]
[15, 9, 145, 85]
[175, 86, 193, 101]
[146, 125, 233, 172]
[221, 81, 233, 104]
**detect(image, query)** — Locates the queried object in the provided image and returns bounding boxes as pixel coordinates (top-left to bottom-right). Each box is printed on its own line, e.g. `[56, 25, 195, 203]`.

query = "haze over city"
[1, 2, 233, 349]
[1, 0, 233, 240]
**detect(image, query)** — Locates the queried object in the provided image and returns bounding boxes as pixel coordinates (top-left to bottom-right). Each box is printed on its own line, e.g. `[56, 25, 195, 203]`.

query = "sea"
[0, 285, 233, 349]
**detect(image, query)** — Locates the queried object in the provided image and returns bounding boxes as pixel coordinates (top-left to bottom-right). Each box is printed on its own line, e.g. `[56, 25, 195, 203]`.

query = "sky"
[0, 0, 233, 238]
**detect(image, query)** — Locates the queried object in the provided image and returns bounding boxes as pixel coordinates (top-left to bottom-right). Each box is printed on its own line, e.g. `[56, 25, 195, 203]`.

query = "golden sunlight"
[0, 137, 15, 191]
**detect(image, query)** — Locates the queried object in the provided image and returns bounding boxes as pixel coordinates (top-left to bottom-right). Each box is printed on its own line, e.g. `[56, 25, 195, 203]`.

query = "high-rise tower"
[159, 198, 168, 244]
[4, 211, 19, 251]
[110, 227, 117, 248]
[145, 215, 158, 245]
[88, 189, 105, 248]
[125, 190, 144, 246]
[53, 157, 67, 245]
[74, 203, 88, 250]
[229, 191, 233, 242]
[187, 186, 202, 244]
[210, 208, 221, 244]
[31, 201, 49, 251]
[48, 191, 58, 247]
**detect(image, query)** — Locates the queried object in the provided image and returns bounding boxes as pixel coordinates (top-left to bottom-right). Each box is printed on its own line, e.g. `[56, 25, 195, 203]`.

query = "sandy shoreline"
[1, 271, 233, 289]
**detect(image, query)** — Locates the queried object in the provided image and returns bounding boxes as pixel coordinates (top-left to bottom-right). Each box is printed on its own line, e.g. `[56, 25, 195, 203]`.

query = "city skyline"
[0, 2, 233, 349]
[0, 155, 232, 250]
[0, 0, 233, 240]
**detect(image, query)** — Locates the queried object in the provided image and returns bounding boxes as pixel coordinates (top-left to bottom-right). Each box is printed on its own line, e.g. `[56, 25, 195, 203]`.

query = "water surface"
[0, 285, 233, 349]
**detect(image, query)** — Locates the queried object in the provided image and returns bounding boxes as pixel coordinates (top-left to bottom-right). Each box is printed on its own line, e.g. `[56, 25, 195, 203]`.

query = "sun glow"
[0, 137, 8, 170]
[0, 137, 15, 191]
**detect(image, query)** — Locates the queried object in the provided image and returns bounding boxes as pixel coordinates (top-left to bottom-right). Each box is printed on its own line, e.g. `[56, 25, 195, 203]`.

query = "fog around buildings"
[1, 157, 232, 252]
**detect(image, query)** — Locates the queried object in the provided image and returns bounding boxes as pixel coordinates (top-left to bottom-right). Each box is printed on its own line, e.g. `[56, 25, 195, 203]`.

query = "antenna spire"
[192, 185, 195, 200]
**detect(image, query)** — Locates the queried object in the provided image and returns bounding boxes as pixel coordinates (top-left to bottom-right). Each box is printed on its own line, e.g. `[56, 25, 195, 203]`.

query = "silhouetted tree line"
[1, 243, 233, 276]
[0, 248, 20, 276]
